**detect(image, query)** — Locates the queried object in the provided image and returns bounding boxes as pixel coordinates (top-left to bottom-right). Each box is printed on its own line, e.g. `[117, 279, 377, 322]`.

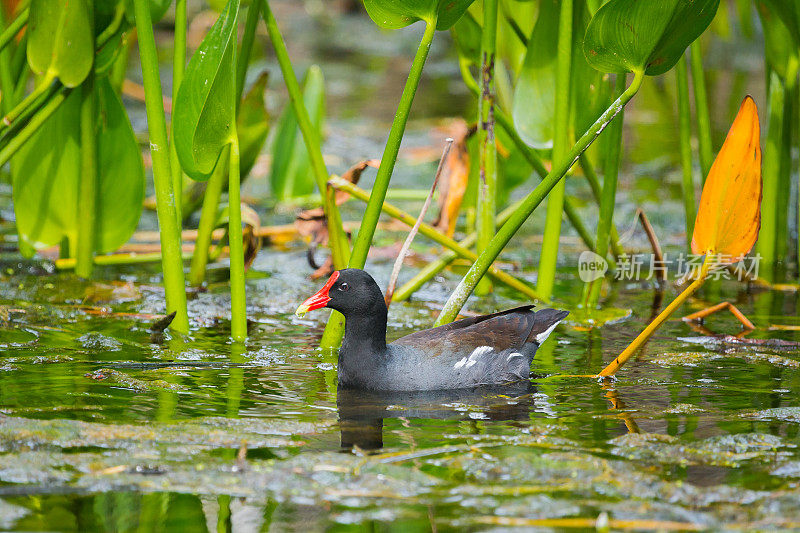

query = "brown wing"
[390, 306, 542, 357]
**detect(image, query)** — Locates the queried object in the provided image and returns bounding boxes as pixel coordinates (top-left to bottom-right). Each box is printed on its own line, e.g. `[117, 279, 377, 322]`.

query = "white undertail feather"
[454, 346, 493, 369]
[535, 321, 562, 345]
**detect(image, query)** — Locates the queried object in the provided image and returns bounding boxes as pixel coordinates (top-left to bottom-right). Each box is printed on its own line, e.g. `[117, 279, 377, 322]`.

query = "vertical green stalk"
[756, 69, 784, 272]
[435, 70, 645, 326]
[676, 54, 695, 248]
[76, 74, 96, 279]
[690, 40, 713, 180]
[775, 60, 797, 263]
[322, 16, 437, 346]
[169, 0, 187, 225]
[261, 1, 351, 347]
[237, 0, 261, 103]
[188, 146, 228, 286]
[261, 1, 348, 269]
[586, 73, 626, 308]
[132, 0, 189, 333]
[0, 5, 17, 115]
[536, 0, 572, 301]
[475, 0, 498, 296]
[228, 134, 247, 342]
[347, 20, 438, 269]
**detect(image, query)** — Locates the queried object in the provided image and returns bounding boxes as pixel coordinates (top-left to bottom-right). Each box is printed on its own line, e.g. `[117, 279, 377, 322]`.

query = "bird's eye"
[339, 282, 349, 291]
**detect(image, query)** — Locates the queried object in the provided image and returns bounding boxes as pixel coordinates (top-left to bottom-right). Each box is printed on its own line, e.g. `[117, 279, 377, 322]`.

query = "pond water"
[2, 3, 800, 532]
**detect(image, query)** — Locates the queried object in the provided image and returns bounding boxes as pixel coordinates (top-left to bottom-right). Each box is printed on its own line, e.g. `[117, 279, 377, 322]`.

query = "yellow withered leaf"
[691, 96, 762, 263]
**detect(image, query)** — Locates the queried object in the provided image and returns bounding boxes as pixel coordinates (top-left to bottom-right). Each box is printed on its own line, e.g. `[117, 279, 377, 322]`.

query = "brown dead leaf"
[295, 159, 379, 276]
[240, 203, 262, 271]
[433, 120, 473, 237]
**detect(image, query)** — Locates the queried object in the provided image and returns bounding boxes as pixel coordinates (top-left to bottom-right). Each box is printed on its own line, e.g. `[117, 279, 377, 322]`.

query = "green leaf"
[756, 0, 800, 81]
[237, 71, 270, 179]
[450, 11, 482, 64]
[12, 78, 145, 252]
[362, 0, 476, 30]
[583, 0, 720, 75]
[173, 0, 240, 181]
[27, 0, 94, 87]
[513, 1, 605, 149]
[95, 78, 147, 252]
[269, 65, 325, 201]
[511, 0, 558, 149]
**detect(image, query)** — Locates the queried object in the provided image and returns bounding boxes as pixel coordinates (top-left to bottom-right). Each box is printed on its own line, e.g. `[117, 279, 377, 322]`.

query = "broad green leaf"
[13, 78, 145, 252]
[173, 0, 239, 181]
[13, 91, 80, 249]
[363, 0, 476, 30]
[270, 65, 325, 201]
[238, 71, 270, 179]
[95, 79, 147, 252]
[583, 0, 720, 75]
[511, 0, 558, 149]
[513, 1, 604, 149]
[27, 0, 94, 87]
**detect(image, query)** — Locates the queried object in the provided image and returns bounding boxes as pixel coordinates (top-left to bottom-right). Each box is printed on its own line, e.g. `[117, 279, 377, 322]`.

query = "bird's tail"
[526, 309, 569, 345]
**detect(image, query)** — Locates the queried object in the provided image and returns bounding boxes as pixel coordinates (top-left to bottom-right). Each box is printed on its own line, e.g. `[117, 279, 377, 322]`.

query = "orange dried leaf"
[691, 96, 761, 263]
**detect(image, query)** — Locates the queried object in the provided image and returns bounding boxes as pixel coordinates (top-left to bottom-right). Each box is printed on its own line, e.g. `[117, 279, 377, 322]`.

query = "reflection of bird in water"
[337, 382, 538, 450]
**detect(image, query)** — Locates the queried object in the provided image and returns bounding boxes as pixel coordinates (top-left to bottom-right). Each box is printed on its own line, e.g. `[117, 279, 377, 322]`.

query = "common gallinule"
[296, 269, 568, 391]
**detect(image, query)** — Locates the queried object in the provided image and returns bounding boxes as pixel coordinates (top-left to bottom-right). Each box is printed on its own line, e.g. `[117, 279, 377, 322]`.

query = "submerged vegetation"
[1, 0, 800, 529]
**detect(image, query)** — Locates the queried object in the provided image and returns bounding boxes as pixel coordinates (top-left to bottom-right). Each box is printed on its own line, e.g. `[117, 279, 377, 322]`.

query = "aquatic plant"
[600, 96, 762, 376]
[435, 0, 721, 324]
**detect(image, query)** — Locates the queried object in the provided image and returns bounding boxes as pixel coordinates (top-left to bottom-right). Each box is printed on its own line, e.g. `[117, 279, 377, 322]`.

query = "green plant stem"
[586, 73, 627, 308]
[460, 58, 619, 263]
[536, 0, 573, 301]
[169, 0, 187, 226]
[577, 154, 623, 259]
[76, 74, 97, 279]
[0, 7, 27, 56]
[598, 255, 711, 377]
[95, 2, 126, 49]
[320, 17, 437, 347]
[775, 60, 797, 262]
[393, 199, 523, 302]
[0, 6, 16, 115]
[133, 0, 189, 334]
[1, 75, 54, 128]
[476, 0, 498, 296]
[261, 1, 348, 269]
[228, 135, 247, 342]
[329, 177, 541, 301]
[690, 40, 713, 180]
[262, 0, 351, 347]
[756, 69, 784, 271]
[0, 87, 69, 167]
[346, 19, 437, 269]
[0, 79, 58, 141]
[236, 0, 261, 103]
[188, 147, 229, 286]
[676, 54, 695, 249]
[10, 33, 28, 97]
[435, 70, 645, 326]
[55, 252, 193, 269]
